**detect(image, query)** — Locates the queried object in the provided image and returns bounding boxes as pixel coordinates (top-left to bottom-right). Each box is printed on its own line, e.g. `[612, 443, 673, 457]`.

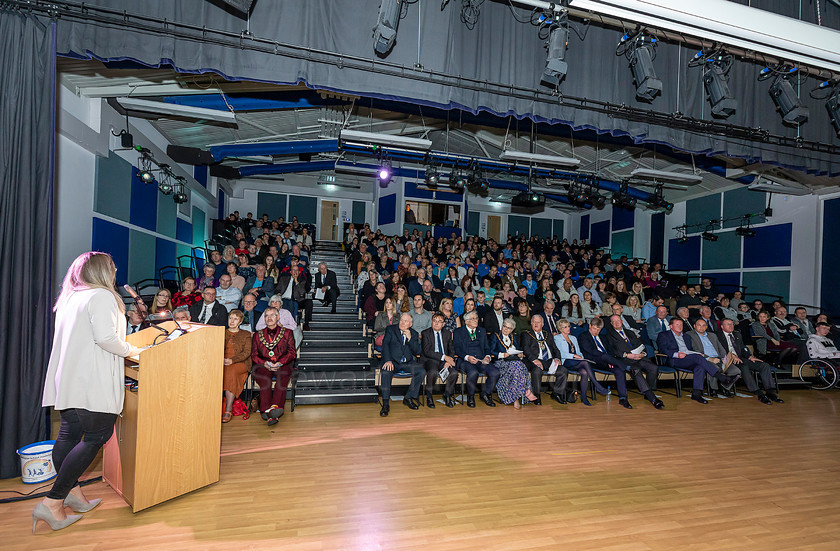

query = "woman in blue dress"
[489, 319, 539, 408]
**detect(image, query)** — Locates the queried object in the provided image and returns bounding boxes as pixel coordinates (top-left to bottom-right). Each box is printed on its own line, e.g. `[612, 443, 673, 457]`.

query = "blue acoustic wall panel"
[722, 187, 766, 228]
[94, 152, 132, 222]
[467, 211, 480, 236]
[590, 220, 610, 248]
[128, 230, 156, 284]
[612, 205, 635, 231]
[156, 238, 176, 274]
[701, 230, 741, 270]
[156, 191, 177, 238]
[649, 212, 665, 264]
[378, 193, 396, 226]
[176, 217, 192, 243]
[742, 270, 790, 302]
[531, 218, 552, 239]
[217, 188, 226, 221]
[193, 165, 208, 188]
[192, 207, 206, 246]
[352, 201, 367, 224]
[742, 223, 792, 268]
[822, 198, 840, 316]
[404, 181, 435, 200]
[129, 172, 158, 232]
[434, 189, 463, 202]
[553, 219, 564, 239]
[701, 271, 741, 294]
[611, 229, 634, 257]
[508, 215, 530, 238]
[686, 193, 722, 230]
[288, 195, 317, 225]
[668, 236, 701, 271]
[92, 217, 130, 286]
[257, 192, 287, 220]
[580, 214, 590, 240]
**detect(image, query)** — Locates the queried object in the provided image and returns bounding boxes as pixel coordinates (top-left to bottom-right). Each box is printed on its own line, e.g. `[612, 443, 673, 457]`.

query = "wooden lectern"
[103, 321, 225, 512]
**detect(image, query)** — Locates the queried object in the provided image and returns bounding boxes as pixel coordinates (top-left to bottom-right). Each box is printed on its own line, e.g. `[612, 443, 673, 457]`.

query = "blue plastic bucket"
[17, 440, 57, 484]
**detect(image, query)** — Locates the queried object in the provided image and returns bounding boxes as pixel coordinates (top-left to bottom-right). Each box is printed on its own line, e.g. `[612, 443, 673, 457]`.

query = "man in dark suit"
[275, 265, 313, 330]
[538, 299, 562, 336]
[453, 311, 497, 408]
[420, 279, 441, 312]
[717, 318, 783, 404]
[313, 262, 340, 314]
[577, 317, 634, 409]
[521, 315, 568, 404]
[483, 296, 509, 336]
[605, 315, 664, 409]
[239, 294, 262, 332]
[657, 318, 738, 404]
[379, 313, 425, 417]
[421, 314, 459, 408]
[189, 286, 228, 326]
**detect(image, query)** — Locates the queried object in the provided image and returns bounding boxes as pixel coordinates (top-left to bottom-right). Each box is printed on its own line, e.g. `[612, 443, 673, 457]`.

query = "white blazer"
[42, 288, 133, 414]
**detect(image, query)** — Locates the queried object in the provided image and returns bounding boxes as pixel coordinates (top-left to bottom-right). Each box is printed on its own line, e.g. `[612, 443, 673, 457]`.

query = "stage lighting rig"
[647, 184, 674, 213]
[735, 215, 756, 237]
[377, 158, 393, 186]
[541, 22, 569, 88]
[618, 32, 662, 101]
[424, 164, 439, 188]
[466, 163, 489, 194]
[157, 164, 174, 195]
[173, 181, 188, 205]
[611, 182, 637, 210]
[373, 0, 404, 56]
[135, 147, 156, 184]
[766, 71, 809, 125]
[819, 80, 840, 137]
[449, 168, 467, 190]
[697, 52, 737, 118]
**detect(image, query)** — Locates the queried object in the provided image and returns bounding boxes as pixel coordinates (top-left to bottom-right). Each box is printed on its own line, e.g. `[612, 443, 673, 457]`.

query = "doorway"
[487, 215, 501, 243]
[320, 200, 339, 241]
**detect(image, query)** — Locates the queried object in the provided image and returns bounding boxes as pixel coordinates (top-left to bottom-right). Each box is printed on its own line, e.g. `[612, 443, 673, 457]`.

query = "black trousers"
[625, 358, 658, 394]
[424, 359, 459, 396]
[523, 358, 568, 395]
[381, 361, 425, 401]
[737, 358, 774, 392]
[458, 360, 500, 396]
[47, 408, 118, 500]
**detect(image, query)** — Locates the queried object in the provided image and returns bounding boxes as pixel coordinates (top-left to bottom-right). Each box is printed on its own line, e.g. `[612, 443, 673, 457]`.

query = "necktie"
[660, 319, 666, 332]
[727, 333, 736, 354]
[401, 333, 407, 363]
[595, 336, 606, 353]
[200, 304, 209, 323]
[436, 331, 443, 354]
[538, 333, 548, 360]
[130, 325, 138, 334]
[547, 315, 556, 333]
[619, 330, 629, 343]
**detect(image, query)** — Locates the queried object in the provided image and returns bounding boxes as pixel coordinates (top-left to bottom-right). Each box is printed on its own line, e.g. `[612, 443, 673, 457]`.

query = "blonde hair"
[151, 288, 173, 314]
[55, 252, 124, 313]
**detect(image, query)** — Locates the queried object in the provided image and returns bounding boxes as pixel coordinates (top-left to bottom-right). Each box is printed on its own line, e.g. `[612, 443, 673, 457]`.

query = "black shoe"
[260, 411, 269, 421]
[619, 398, 633, 409]
[565, 391, 577, 404]
[403, 397, 419, 410]
[480, 392, 495, 407]
[691, 393, 709, 404]
[444, 394, 455, 408]
[580, 395, 593, 406]
[720, 387, 732, 397]
[267, 418, 279, 427]
[330, 307, 336, 314]
[767, 393, 784, 403]
[595, 386, 611, 396]
[426, 395, 436, 408]
[533, 396, 542, 405]
[303, 323, 311, 331]
[380, 403, 390, 417]
[550, 392, 566, 404]
[721, 374, 740, 387]
[709, 389, 719, 398]
[651, 398, 665, 409]
[758, 393, 772, 405]
[269, 407, 284, 419]
[467, 395, 476, 408]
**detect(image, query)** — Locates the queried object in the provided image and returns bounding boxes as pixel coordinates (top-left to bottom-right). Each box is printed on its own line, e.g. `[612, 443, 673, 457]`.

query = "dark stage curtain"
[0, 11, 55, 478]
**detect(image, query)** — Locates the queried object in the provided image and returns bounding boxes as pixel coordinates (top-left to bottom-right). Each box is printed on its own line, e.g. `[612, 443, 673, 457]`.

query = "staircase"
[296, 241, 377, 405]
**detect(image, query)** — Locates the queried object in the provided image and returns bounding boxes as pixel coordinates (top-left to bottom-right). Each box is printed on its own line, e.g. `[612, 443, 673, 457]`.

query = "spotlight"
[629, 36, 662, 101]
[424, 165, 439, 188]
[173, 185, 188, 204]
[541, 23, 569, 88]
[159, 180, 173, 195]
[735, 227, 756, 237]
[378, 159, 392, 185]
[138, 169, 155, 184]
[373, 0, 403, 56]
[677, 236, 690, 244]
[701, 231, 718, 241]
[466, 165, 488, 193]
[611, 183, 637, 210]
[449, 168, 467, 189]
[647, 184, 674, 214]
[703, 57, 737, 118]
[769, 76, 809, 125]
[827, 91, 840, 137]
[590, 194, 606, 210]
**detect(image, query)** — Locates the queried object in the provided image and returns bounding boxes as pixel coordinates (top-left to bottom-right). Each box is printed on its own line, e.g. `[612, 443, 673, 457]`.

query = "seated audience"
[409, 294, 433, 333]
[216, 274, 243, 312]
[806, 322, 840, 360]
[363, 282, 388, 325]
[243, 264, 276, 305]
[126, 303, 147, 334]
[716, 319, 782, 404]
[751, 310, 798, 364]
[604, 314, 663, 408]
[189, 286, 228, 326]
[511, 300, 532, 337]
[379, 313, 425, 417]
[227, 261, 246, 291]
[453, 311, 496, 408]
[198, 263, 219, 291]
[420, 313, 459, 408]
[687, 319, 740, 397]
[553, 319, 610, 406]
[538, 299, 561, 336]
[172, 306, 191, 323]
[251, 307, 297, 426]
[172, 277, 202, 308]
[222, 309, 252, 423]
[150, 288, 173, 315]
[239, 295, 261, 332]
[438, 297, 461, 333]
[577, 317, 635, 409]
[521, 316, 568, 405]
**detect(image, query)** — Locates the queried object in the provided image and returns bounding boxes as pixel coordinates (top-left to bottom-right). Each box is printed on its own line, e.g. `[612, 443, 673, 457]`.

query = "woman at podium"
[37, 252, 141, 533]
[251, 306, 296, 426]
[222, 309, 252, 423]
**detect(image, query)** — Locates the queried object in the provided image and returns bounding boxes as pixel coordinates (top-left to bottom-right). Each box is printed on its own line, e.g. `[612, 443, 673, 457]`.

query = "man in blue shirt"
[688, 319, 741, 397]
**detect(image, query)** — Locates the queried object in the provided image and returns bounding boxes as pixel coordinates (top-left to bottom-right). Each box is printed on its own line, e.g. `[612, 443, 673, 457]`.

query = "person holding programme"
[38, 252, 142, 533]
[489, 318, 540, 408]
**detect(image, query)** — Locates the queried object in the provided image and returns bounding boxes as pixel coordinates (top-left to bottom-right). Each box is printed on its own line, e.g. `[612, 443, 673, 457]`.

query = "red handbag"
[231, 398, 250, 420]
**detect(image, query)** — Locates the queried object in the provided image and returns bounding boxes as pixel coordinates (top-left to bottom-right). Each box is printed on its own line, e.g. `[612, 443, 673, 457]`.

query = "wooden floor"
[4, 389, 840, 550]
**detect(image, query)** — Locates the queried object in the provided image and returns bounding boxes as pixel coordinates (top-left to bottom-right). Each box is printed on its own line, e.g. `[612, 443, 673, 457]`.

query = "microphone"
[124, 284, 169, 336]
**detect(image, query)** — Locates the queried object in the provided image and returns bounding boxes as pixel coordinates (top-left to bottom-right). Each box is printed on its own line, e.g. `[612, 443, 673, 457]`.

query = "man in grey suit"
[646, 305, 672, 348]
[687, 319, 741, 397]
[790, 307, 816, 338]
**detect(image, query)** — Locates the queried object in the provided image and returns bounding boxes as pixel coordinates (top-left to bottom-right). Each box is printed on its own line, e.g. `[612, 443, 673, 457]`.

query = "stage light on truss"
[373, 0, 403, 56]
[677, 235, 690, 244]
[378, 159, 393, 185]
[466, 165, 489, 193]
[449, 168, 468, 190]
[703, 58, 737, 118]
[424, 165, 439, 188]
[701, 230, 718, 241]
[541, 23, 569, 87]
[173, 183, 188, 204]
[611, 182, 637, 210]
[629, 35, 662, 101]
[769, 76, 809, 125]
[827, 90, 840, 137]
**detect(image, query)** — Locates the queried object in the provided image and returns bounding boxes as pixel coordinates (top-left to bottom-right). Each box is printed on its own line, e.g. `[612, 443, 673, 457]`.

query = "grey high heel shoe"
[32, 502, 82, 533]
[63, 493, 102, 513]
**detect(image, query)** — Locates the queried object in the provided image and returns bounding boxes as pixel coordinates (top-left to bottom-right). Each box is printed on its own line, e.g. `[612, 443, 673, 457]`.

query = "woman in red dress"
[251, 307, 296, 426]
[171, 277, 202, 308]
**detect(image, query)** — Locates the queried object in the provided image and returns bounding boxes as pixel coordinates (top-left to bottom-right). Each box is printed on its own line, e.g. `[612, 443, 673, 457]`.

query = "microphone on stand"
[124, 284, 169, 336]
